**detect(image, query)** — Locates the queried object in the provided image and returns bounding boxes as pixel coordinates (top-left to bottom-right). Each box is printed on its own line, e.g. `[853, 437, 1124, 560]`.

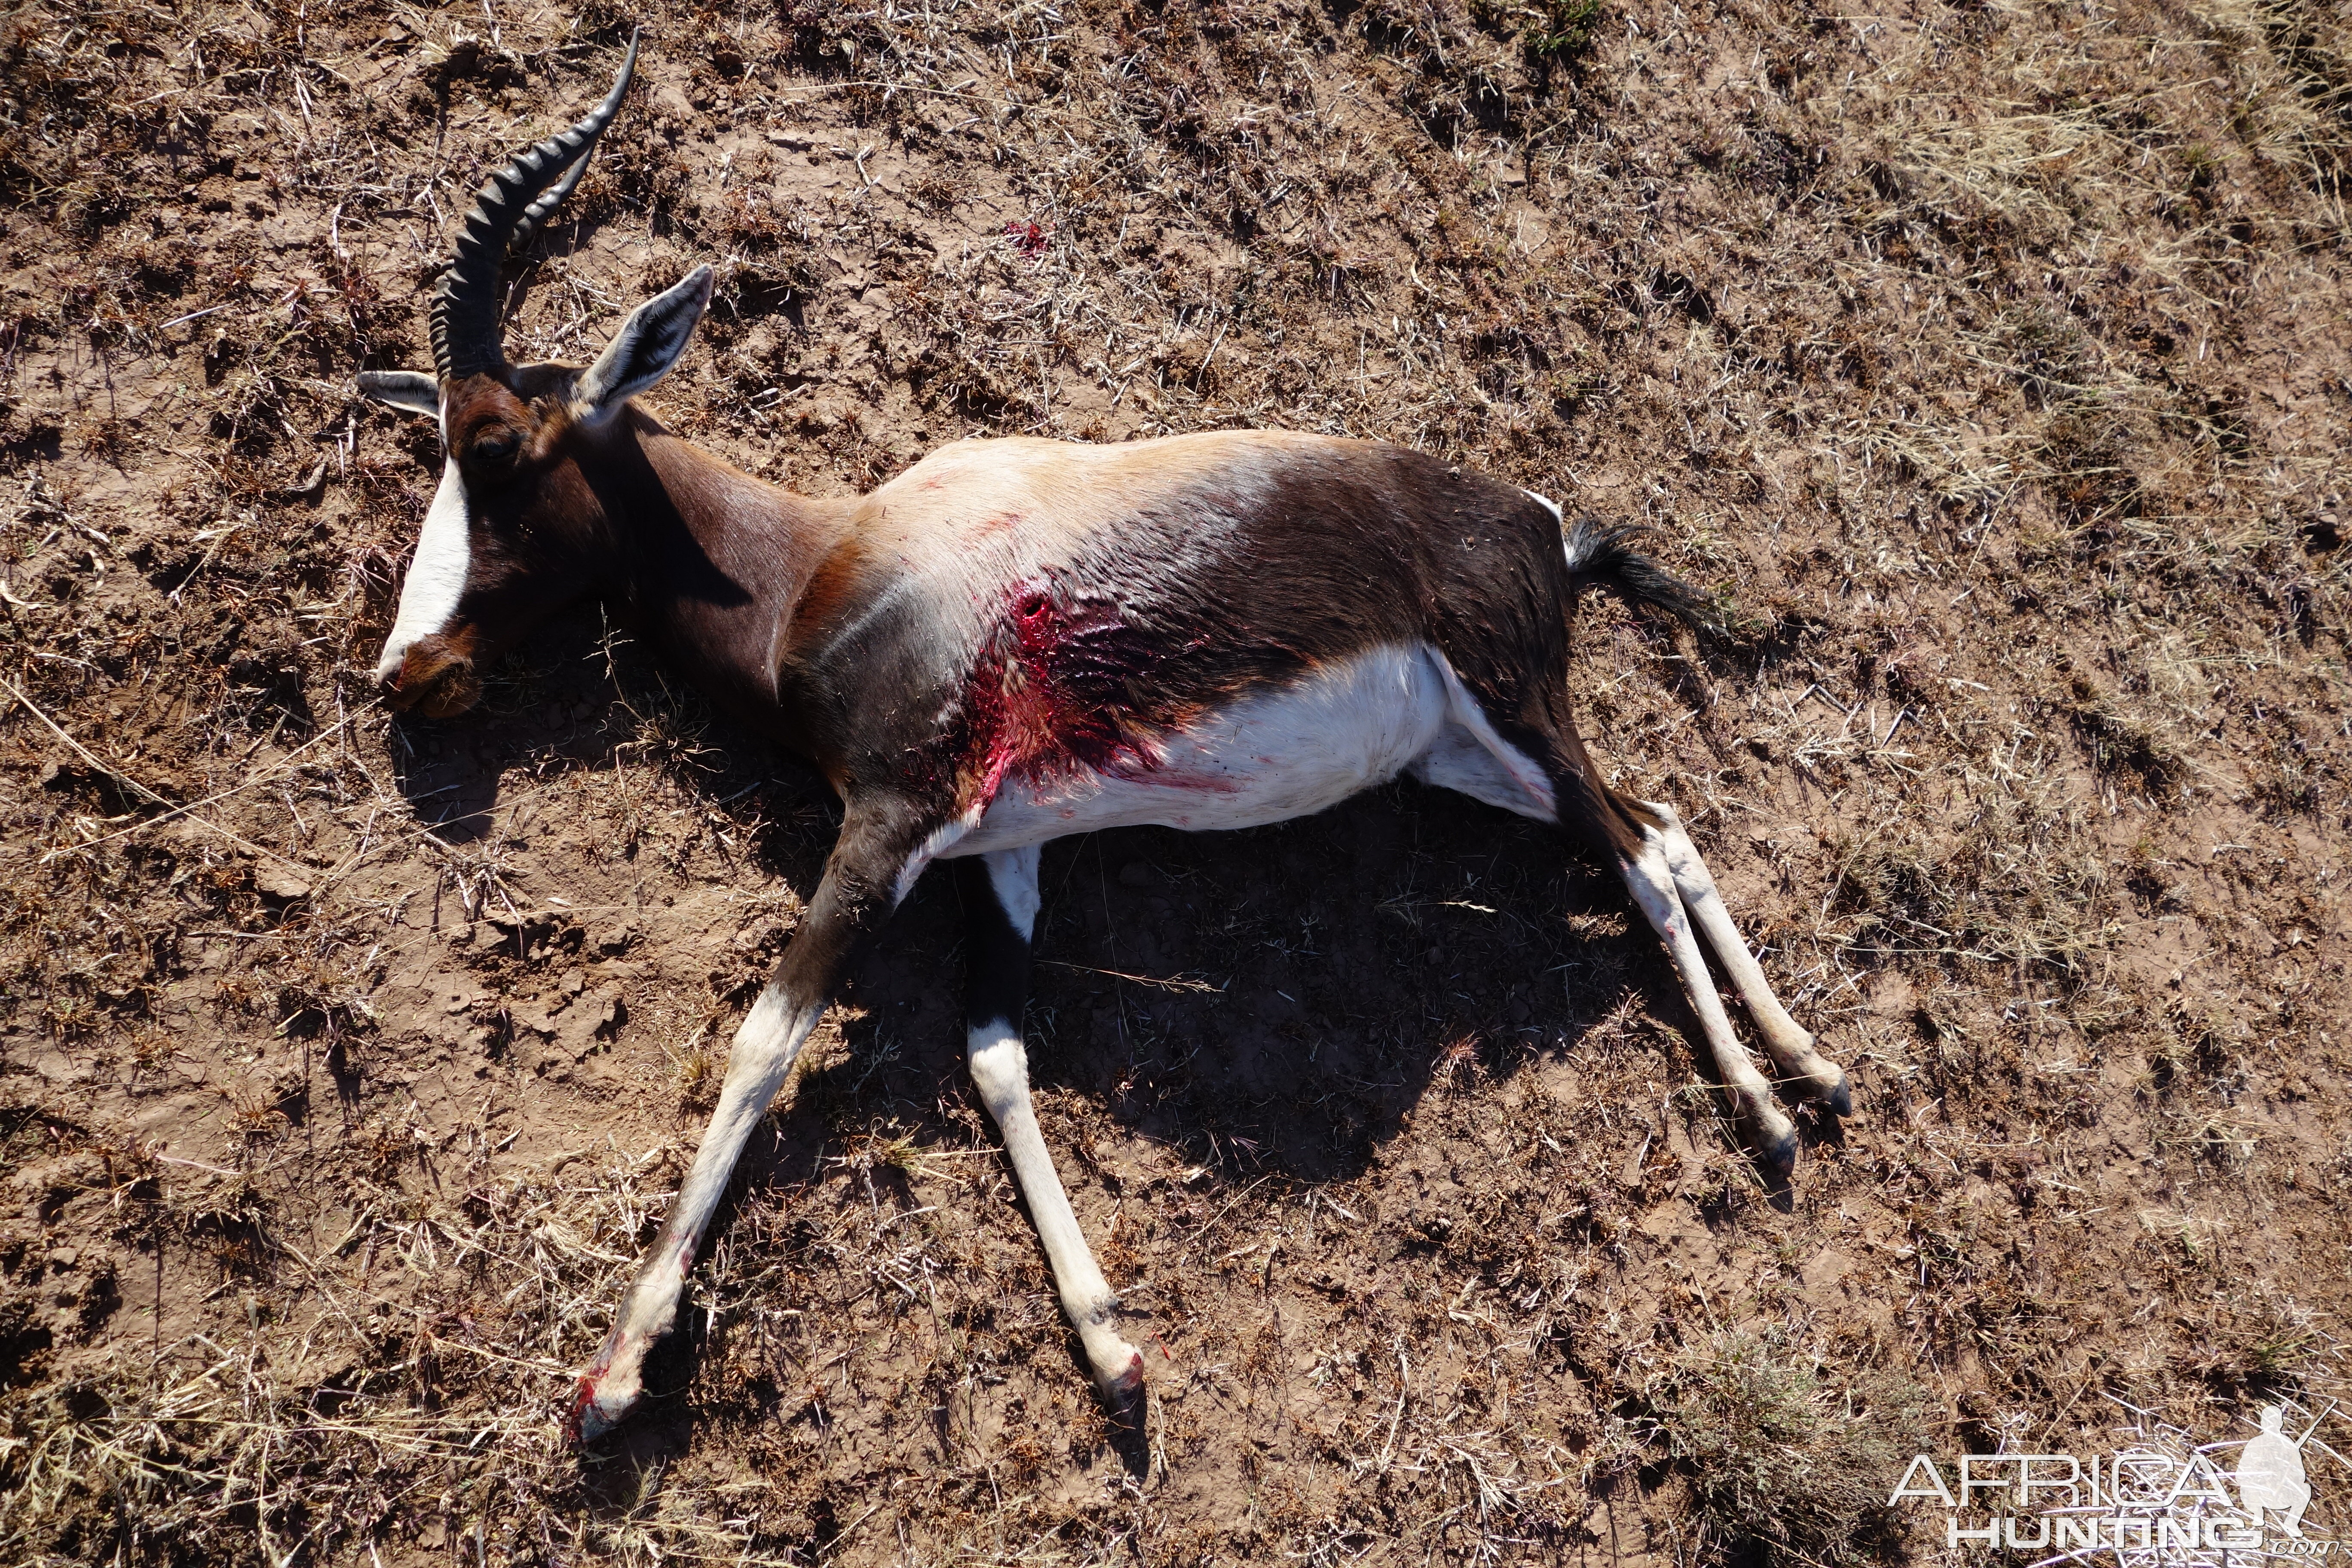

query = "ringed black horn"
[429, 28, 641, 383]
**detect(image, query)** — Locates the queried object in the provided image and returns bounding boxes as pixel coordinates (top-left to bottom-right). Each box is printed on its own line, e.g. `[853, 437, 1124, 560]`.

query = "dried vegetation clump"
[0, 0, 2349, 1563]
[1643, 1329, 1928, 1566]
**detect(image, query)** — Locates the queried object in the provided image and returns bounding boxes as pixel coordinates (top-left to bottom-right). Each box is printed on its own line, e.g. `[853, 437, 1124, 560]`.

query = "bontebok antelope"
[357, 37, 1851, 1441]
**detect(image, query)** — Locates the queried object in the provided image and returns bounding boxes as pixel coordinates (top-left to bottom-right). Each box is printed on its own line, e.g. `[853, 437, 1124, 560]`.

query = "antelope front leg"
[1648, 802, 1850, 1113]
[958, 847, 1145, 1415]
[569, 807, 924, 1441]
[1617, 826, 1800, 1173]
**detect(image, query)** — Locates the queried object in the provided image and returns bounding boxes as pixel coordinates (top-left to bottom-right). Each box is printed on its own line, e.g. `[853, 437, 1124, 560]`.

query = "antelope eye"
[471, 431, 519, 462]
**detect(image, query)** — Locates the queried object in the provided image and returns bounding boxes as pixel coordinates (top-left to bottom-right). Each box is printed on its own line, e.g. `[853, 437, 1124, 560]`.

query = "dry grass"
[0, 0, 2348, 1563]
[1642, 1329, 1929, 1567]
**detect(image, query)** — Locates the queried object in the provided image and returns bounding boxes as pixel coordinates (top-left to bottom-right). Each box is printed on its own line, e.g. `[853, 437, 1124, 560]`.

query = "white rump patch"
[375, 459, 472, 681]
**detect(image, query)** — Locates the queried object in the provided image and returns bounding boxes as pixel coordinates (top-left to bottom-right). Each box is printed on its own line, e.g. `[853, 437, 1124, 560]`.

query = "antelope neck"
[611, 418, 850, 722]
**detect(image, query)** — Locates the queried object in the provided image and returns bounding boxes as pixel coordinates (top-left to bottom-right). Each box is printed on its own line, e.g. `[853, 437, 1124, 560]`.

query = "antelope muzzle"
[378, 626, 484, 718]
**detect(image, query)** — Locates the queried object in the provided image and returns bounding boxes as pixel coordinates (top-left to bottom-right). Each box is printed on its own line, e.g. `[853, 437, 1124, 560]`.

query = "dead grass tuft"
[1644, 1330, 1930, 1567]
[2055, 674, 2187, 795]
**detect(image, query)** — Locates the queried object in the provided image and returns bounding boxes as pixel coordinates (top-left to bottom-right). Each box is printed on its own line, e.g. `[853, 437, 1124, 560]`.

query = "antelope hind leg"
[1648, 802, 1850, 1113]
[1617, 826, 1801, 1172]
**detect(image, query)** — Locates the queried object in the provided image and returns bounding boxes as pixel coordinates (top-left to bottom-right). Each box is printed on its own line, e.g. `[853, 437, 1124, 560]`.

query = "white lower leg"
[571, 986, 823, 1439]
[1648, 805, 1848, 1109]
[1620, 834, 1798, 1164]
[969, 1022, 1143, 1402]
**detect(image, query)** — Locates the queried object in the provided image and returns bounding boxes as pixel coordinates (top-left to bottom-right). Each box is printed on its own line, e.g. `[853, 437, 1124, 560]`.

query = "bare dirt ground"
[2, 0, 2349, 1562]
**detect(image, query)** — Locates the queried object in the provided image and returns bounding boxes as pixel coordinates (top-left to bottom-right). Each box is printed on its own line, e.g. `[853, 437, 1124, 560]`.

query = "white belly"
[949, 643, 1458, 854]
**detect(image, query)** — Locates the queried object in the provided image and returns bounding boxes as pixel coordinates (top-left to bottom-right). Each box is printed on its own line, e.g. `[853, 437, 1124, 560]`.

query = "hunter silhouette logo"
[2240, 1404, 2318, 1539]
[1888, 1400, 2343, 1556]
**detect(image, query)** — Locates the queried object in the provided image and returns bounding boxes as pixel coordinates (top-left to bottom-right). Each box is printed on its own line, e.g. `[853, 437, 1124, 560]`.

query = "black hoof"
[1823, 1077, 1853, 1118]
[1099, 1349, 1146, 1431]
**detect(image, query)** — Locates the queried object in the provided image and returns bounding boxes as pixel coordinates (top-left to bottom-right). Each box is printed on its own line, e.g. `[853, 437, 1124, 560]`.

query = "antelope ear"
[574, 266, 714, 425]
[357, 370, 442, 416]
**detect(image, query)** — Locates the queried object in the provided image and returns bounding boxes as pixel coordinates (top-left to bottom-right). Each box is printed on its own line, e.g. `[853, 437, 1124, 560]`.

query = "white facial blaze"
[375, 457, 473, 682]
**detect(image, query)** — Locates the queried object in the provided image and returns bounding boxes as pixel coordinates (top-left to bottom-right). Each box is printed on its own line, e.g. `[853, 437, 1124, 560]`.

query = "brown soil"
[2, 0, 2349, 1563]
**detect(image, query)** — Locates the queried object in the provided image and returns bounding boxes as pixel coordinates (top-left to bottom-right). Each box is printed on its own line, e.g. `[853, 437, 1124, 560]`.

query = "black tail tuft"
[1562, 516, 1715, 631]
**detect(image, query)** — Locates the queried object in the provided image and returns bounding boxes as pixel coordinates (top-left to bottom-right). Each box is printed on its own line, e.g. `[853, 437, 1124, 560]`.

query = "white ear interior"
[358, 370, 442, 417]
[574, 266, 715, 423]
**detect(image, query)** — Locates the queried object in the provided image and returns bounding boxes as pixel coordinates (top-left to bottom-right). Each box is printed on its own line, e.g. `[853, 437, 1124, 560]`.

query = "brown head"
[357, 31, 714, 717]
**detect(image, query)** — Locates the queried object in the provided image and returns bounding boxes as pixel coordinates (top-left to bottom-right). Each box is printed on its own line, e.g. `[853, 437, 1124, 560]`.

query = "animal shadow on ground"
[383, 610, 1828, 1472]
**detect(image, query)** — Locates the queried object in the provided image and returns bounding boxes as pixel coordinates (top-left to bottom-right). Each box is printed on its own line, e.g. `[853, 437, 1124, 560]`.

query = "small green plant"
[1474, 0, 1605, 65]
[2181, 141, 2222, 193]
[1528, 0, 1604, 62]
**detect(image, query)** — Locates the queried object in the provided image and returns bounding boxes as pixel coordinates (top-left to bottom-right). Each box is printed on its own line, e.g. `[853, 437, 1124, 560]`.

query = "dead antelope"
[356, 37, 1850, 1441]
